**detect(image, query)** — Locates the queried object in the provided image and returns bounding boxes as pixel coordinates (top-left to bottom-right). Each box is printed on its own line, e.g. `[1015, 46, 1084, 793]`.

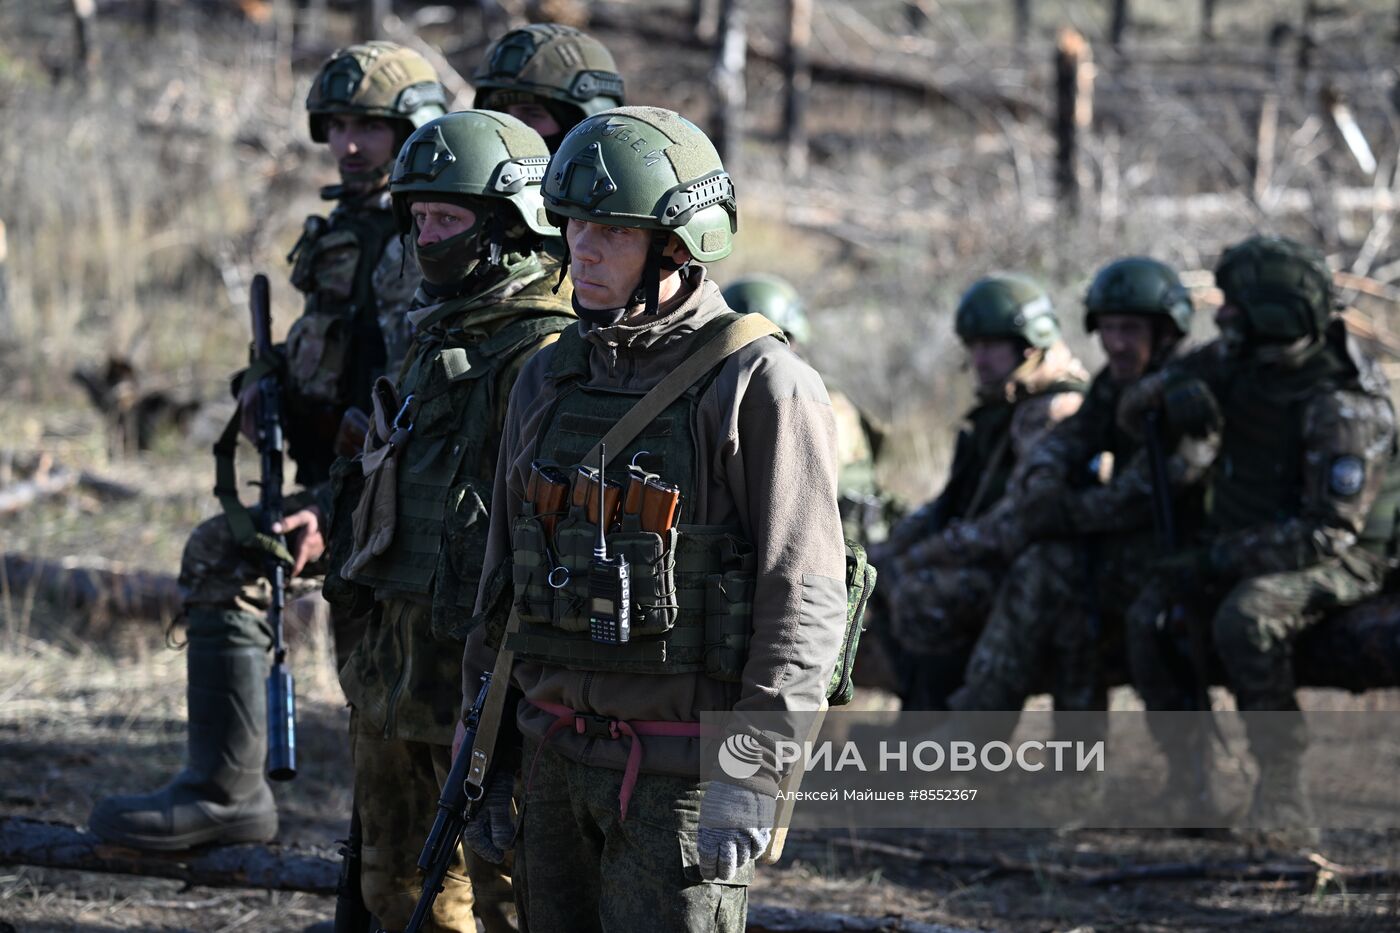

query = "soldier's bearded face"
[968, 338, 1028, 390]
[566, 219, 689, 312]
[1096, 314, 1155, 383]
[326, 115, 398, 185]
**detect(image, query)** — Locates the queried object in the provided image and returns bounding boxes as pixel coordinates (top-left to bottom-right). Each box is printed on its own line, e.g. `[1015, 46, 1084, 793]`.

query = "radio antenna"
[595, 443, 608, 561]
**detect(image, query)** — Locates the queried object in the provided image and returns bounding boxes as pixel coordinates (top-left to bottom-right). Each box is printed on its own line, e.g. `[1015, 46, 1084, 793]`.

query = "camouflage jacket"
[1021, 345, 1213, 538]
[281, 187, 421, 486]
[893, 341, 1090, 566]
[338, 254, 575, 743]
[1137, 324, 1397, 582]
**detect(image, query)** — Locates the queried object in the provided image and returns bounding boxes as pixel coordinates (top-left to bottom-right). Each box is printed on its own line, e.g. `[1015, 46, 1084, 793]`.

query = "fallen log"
[0, 553, 183, 622]
[0, 817, 985, 932]
[0, 817, 338, 894]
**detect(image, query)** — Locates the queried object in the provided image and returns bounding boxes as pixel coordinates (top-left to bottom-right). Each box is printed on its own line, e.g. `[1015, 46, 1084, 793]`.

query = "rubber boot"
[1240, 711, 1319, 851]
[1147, 710, 1226, 830]
[89, 609, 278, 850]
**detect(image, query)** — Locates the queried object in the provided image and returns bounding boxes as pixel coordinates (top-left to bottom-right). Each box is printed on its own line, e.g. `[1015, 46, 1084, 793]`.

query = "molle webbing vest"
[507, 312, 763, 679]
[348, 312, 574, 602]
[284, 203, 401, 485]
[1209, 351, 1345, 533]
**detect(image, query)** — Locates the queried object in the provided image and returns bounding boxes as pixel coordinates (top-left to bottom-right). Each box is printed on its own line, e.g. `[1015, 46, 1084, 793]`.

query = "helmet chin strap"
[556, 230, 685, 322]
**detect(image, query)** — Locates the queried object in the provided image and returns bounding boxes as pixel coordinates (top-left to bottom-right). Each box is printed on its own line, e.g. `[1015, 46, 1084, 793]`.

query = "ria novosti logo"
[717, 733, 765, 780]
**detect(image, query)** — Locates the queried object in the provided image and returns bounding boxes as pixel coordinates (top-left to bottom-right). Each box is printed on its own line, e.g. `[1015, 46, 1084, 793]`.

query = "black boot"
[89, 609, 278, 850]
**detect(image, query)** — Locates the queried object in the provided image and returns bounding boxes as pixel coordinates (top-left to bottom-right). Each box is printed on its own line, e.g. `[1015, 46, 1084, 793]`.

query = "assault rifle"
[249, 273, 297, 782]
[388, 674, 493, 933]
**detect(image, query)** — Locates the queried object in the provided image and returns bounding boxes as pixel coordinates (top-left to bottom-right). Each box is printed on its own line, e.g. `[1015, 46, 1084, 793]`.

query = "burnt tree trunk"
[1054, 27, 1094, 214]
[1201, 0, 1217, 41]
[710, 0, 747, 170]
[1013, 0, 1032, 47]
[1109, 0, 1129, 52]
[692, 0, 719, 43]
[784, 0, 813, 178]
[357, 0, 391, 40]
[71, 0, 97, 83]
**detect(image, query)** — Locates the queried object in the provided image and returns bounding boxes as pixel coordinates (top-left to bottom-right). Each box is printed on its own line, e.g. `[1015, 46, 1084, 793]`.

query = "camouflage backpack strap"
[211, 353, 295, 567]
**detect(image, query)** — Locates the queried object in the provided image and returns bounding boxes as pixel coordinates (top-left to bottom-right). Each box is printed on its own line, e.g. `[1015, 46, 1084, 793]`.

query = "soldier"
[329, 110, 576, 931]
[88, 42, 446, 852]
[948, 258, 1207, 731]
[457, 106, 848, 932]
[722, 274, 894, 545]
[473, 23, 625, 152]
[878, 275, 1089, 709]
[1120, 235, 1400, 840]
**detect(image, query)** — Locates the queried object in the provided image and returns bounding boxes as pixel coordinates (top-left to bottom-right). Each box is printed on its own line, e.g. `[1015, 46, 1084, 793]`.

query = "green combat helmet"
[474, 24, 625, 146]
[307, 41, 447, 142]
[723, 275, 810, 345]
[954, 274, 1060, 349]
[1214, 235, 1335, 343]
[390, 110, 556, 289]
[542, 106, 737, 314]
[1085, 257, 1194, 336]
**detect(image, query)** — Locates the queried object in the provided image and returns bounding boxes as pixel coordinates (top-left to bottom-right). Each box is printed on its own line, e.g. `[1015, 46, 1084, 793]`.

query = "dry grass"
[6, 2, 1400, 930]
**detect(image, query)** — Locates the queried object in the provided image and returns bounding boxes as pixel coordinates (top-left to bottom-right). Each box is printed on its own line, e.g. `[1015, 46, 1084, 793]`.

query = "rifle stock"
[249, 273, 297, 782]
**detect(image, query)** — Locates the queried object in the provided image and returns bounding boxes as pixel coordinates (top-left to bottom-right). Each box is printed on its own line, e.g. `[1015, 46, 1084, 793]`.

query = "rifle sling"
[213, 359, 295, 569]
[464, 312, 784, 794]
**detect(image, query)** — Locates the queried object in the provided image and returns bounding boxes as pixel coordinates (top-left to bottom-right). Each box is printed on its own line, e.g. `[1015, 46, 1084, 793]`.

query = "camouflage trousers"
[179, 496, 365, 671]
[884, 561, 1000, 709]
[1126, 551, 1388, 714]
[350, 710, 513, 932]
[514, 737, 749, 933]
[951, 534, 1149, 717]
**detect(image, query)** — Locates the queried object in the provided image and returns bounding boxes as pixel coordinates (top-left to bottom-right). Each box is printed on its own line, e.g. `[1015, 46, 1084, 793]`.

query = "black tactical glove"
[1162, 378, 1222, 438]
[463, 770, 516, 864]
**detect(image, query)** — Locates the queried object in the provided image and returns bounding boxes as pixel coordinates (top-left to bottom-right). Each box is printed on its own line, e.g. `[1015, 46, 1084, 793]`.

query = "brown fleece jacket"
[461, 266, 848, 793]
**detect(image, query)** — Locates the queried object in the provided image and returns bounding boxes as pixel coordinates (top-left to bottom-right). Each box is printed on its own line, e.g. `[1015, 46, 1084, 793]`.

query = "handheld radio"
[587, 443, 631, 644]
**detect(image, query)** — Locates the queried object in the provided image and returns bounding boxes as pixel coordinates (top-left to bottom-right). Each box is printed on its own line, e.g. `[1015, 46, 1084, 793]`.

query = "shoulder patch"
[1329, 455, 1366, 497]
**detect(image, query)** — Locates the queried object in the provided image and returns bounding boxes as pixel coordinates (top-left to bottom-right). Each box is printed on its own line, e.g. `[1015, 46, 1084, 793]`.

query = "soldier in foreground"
[328, 111, 576, 931]
[88, 42, 445, 852]
[722, 274, 895, 545]
[473, 23, 625, 151]
[879, 275, 1088, 709]
[457, 106, 848, 932]
[1121, 235, 1400, 842]
[949, 258, 1209, 729]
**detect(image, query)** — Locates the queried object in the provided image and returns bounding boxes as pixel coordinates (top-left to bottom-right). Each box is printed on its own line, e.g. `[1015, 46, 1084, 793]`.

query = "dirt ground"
[4, 595, 1400, 932]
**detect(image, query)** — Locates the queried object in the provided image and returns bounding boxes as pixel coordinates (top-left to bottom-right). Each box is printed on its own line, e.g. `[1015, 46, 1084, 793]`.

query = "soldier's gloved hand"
[1162, 378, 1221, 438]
[463, 770, 516, 864]
[1116, 373, 1169, 437]
[1151, 547, 1216, 592]
[698, 780, 775, 882]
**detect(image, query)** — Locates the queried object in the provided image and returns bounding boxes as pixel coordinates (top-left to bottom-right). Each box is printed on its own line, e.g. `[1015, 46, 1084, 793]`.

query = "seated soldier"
[948, 258, 1212, 736]
[723, 274, 897, 546]
[881, 275, 1089, 709]
[1121, 236, 1400, 844]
